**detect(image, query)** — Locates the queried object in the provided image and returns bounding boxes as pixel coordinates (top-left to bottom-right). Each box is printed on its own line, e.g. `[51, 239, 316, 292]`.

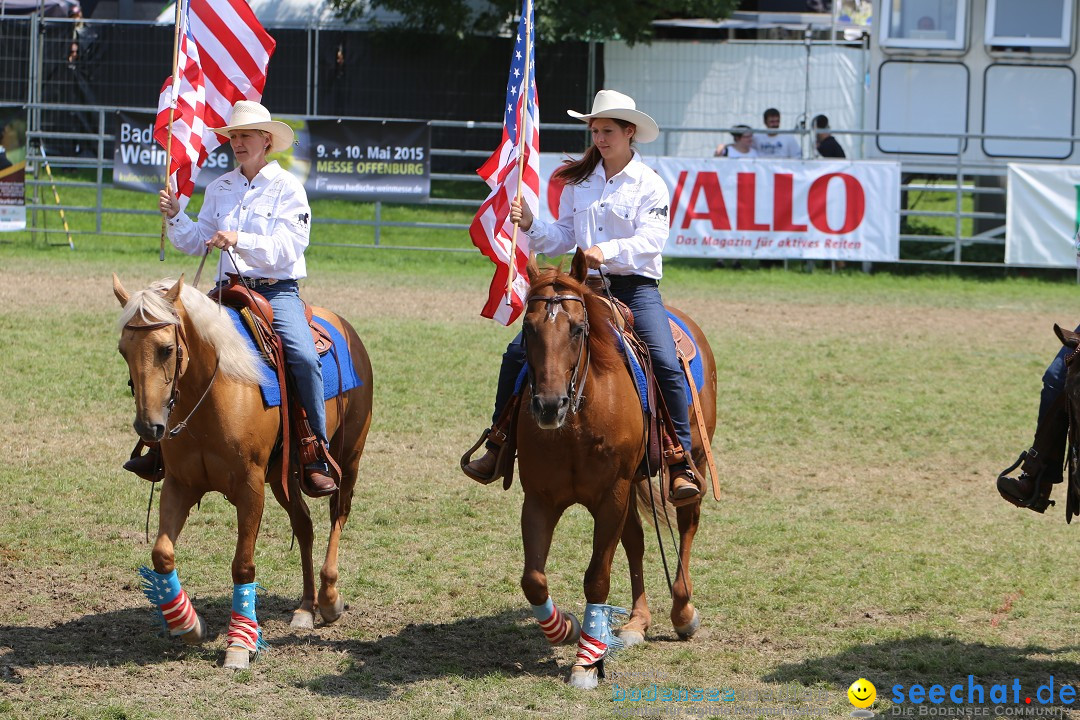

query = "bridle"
[523, 291, 591, 414]
[124, 312, 218, 439]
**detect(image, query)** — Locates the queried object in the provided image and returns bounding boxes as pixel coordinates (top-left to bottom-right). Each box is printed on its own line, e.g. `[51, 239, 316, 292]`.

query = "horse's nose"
[134, 419, 166, 442]
[531, 394, 569, 426]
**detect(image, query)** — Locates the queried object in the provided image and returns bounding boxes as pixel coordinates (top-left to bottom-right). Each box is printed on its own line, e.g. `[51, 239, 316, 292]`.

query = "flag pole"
[160, 0, 184, 262]
[505, 0, 533, 305]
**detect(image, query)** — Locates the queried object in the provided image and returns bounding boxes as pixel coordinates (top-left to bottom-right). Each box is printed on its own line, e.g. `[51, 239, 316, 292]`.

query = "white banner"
[1006, 163, 1080, 267]
[538, 155, 900, 261]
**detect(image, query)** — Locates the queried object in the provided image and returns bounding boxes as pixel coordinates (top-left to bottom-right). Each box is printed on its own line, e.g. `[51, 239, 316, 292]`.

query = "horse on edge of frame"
[513, 250, 717, 689]
[112, 274, 373, 670]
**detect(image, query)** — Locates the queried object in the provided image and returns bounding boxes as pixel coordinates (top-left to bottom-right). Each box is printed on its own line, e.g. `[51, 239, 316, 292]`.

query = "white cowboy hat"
[567, 90, 659, 144]
[211, 100, 294, 154]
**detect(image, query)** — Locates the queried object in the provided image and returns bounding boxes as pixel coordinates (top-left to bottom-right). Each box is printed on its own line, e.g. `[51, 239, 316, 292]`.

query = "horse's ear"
[164, 274, 185, 304]
[1055, 323, 1080, 349]
[526, 253, 540, 284]
[112, 273, 130, 307]
[570, 248, 588, 283]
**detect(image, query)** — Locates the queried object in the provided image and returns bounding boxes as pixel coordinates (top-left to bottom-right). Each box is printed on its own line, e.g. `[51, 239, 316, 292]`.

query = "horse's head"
[113, 274, 188, 442]
[521, 250, 620, 429]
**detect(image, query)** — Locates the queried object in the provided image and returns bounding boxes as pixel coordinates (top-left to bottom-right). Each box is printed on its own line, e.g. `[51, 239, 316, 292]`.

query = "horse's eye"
[570, 323, 585, 338]
[158, 345, 174, 362]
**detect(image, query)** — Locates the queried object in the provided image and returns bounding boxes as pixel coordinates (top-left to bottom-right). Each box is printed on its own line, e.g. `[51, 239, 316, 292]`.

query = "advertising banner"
[303, 119, 429, 202]
[1006, 163, 1080, 267]
[115, 113, 430, 203]
[0, 105, 27, 232]
[113, 110, 234, 193]
[538, 155, 900, 261]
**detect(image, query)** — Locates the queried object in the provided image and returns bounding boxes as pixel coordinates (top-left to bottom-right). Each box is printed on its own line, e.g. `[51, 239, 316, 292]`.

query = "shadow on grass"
[764, 634, 1080, 701]
[0, 594, 558, 700]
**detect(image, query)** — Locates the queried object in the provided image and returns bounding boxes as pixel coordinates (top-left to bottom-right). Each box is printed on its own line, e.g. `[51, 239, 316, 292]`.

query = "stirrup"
[996, 450, 1055, 513]
[460, 429, 501, 484]
[669, 465, 703, 508]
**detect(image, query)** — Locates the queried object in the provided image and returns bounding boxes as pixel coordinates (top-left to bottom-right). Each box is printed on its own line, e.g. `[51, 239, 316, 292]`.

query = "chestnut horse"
[113, 275, 373, 670]
[517, 252, 717, 689]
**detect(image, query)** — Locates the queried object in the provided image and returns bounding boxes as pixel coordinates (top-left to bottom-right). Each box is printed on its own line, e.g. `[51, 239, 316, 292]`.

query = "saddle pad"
[225, 306, 362, 408]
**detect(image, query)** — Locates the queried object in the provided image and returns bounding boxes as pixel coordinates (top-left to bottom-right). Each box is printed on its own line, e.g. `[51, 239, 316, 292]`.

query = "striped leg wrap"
[575, 603, 628, 666]
[226, 582, 268, 653]
[139, 567, 198, 636]
[531, 598, 570, 645]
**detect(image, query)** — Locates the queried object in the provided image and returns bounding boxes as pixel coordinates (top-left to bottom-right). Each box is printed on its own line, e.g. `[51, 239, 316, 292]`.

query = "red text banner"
[537, 155, 900, 261]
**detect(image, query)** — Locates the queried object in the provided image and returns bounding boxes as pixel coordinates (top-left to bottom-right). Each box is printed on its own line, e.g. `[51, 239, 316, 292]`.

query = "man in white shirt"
[751, 108, 802, 159]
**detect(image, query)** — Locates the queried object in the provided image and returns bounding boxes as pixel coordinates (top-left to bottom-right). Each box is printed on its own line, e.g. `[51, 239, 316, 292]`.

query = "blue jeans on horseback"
[996, 323, 1075, 513]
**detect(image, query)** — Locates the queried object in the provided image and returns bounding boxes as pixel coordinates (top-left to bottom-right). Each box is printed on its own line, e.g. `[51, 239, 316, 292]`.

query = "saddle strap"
[272, 332, 291, 503]
[679, 353, 720, 501]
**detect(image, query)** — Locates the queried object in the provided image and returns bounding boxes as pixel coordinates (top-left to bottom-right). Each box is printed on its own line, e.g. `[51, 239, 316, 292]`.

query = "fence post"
[954, 135, 963, 263]
[96, 108, 105, 234]
[374, 200, 381, 246]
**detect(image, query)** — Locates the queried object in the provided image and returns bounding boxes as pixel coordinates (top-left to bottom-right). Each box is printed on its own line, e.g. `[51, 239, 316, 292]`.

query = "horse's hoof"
[561, 611, 581, 646]
[619, 628, 646, 648]
[179, 614, 206, 645]
[318, 594, 345, 624]
[674, 608, 701, 640]
[223, 646, 251, 671]
[568, 664, 599, 690]
[290, 609, 315, 630]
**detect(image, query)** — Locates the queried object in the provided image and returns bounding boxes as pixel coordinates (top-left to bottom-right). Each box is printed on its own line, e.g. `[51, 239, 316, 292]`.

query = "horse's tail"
[634, 478, 677, 530]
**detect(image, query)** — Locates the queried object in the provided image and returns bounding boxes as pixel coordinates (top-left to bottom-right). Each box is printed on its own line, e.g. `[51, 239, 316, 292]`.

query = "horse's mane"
[117, 279, 264, 385]
[528, 267, 623, 374]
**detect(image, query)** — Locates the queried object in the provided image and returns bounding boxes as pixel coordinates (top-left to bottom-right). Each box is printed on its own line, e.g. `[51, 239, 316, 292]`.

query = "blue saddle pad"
[224, 306, 362, 408]
[513, 310, 704, 413]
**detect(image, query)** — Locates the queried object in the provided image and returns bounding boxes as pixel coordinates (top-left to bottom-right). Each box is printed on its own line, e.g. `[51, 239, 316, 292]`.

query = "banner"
[301, 119, 429, 202]
[114, 110, 233, 193]
[1006, 163, 1080, 267]
[538, 155, 900, 261]
[0, 105, 27, 232]
[116, 112, 430, 204]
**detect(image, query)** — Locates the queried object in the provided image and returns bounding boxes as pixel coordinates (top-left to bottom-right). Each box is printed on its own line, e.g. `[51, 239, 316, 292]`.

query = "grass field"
[2, 223, 1080, 719]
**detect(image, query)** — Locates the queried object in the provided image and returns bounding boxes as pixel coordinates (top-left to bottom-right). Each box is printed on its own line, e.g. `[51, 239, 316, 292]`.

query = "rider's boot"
[123, 440, 163, 481]
[997, 395, 1069, 513]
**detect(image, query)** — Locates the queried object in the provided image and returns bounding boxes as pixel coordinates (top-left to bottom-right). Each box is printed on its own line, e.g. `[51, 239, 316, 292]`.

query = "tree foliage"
[327, 0, 739, 45]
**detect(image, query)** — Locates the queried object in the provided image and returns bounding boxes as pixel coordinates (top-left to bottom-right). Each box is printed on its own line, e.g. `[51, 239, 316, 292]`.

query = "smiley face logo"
[848, 678, 876, 709]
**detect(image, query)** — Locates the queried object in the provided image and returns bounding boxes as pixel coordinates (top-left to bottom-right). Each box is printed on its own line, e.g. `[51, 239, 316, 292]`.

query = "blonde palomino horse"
[516, 252, 717, 689]
[113, 275, 373, 670]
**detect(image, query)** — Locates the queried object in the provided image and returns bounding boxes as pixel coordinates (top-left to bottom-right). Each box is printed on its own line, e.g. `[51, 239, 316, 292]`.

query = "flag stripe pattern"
[227, 582, 267, 652]
[575, 630, 608, 666]
[468, 0, 539, 326]
[575, 602, 627, 667]
[139, 566, 199, 636]
[532, 598, 571, 645]
[154, 0, 275, 208]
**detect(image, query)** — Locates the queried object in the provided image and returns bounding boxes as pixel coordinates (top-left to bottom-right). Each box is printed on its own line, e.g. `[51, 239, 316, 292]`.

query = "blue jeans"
[257, 281, 326, 444]
[1037, 323, 1080, 425]
[491, 275, 694, 459]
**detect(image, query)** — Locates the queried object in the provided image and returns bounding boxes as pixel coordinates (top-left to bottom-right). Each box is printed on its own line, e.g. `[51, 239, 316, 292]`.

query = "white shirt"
[167, 161, 312, 282]
[722, 146, 758, 159]
[524, 151, 670, 279]
[752, 133, 802, 158]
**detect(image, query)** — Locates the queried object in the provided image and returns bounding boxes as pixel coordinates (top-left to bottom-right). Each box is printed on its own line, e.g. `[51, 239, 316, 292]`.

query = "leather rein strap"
[123, 317, 219, 440]
[524, 292, 591, 414]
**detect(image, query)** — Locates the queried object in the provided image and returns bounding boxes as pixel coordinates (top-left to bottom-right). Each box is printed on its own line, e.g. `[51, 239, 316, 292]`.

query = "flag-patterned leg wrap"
[576, 603, 628, 666]
[531, 598, 571, 645]
[226, 582, 268, 653]
[139, 567, 198, 637]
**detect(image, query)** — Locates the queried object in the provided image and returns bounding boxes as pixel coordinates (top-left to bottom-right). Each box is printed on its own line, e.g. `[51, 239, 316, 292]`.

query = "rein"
[524, 292, 591, 413]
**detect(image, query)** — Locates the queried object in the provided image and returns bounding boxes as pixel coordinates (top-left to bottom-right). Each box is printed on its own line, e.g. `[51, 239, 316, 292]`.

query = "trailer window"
[986, 0, 1072, 50]
[880, 0, 967, 50]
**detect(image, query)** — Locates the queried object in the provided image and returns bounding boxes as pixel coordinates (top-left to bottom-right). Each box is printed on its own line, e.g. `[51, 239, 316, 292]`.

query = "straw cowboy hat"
[567, 90, 659, 143]
[211, 100, 294, 154]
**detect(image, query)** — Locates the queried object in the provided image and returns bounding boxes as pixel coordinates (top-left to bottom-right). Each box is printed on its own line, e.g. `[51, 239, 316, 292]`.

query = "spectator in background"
[1, 118, 27, 166]
[752, 108, 801, 159]
[714, 125, 757, 158]
[813, 115, 846, 158]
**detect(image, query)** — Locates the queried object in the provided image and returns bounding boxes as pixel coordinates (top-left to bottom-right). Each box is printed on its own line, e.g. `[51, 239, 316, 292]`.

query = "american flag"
[154, 0, 276, 208]
[468, 0, 539, 326]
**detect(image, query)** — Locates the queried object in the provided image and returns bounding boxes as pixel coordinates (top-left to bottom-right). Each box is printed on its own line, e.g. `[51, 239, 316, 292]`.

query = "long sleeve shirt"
[166, 161, 312, 282]
[524, 151, 671, 279]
